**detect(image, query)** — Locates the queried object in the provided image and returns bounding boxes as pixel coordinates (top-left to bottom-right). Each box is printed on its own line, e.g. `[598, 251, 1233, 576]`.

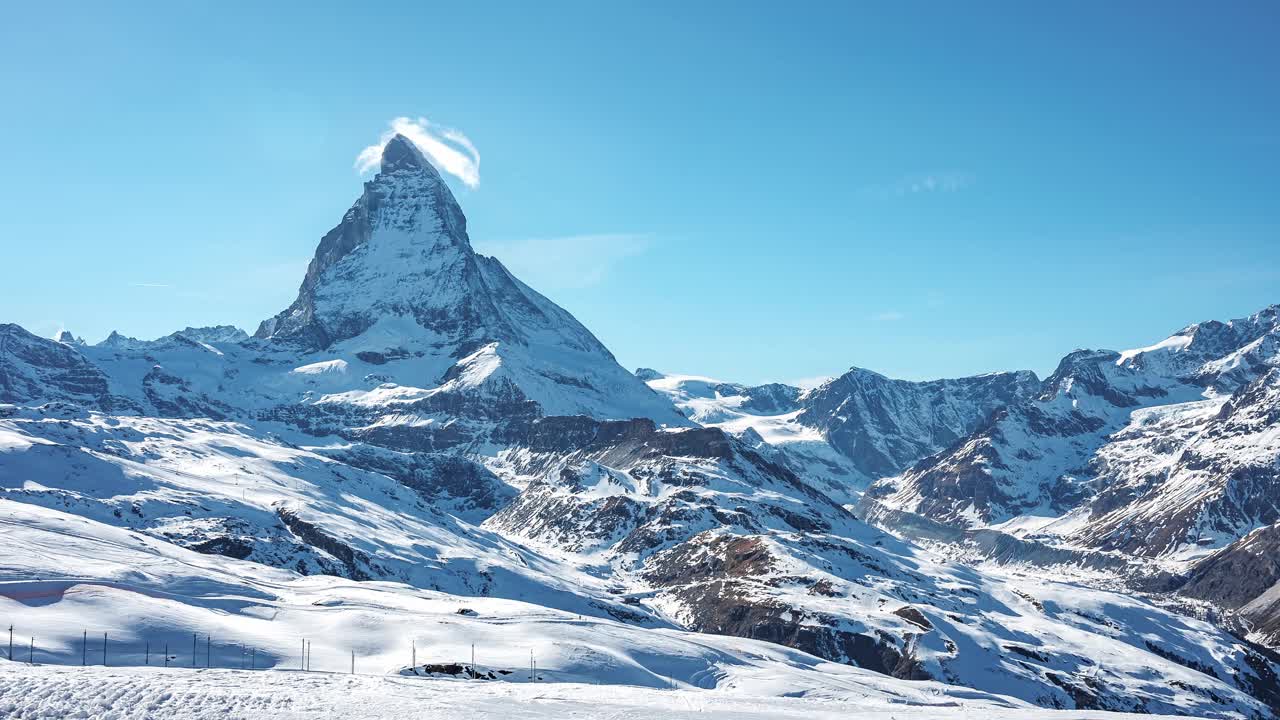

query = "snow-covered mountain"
[254, 133, 683, 429]
[46, 135, 682, 449]
[4, 135, 1280, 718]
[1, 323, 128, 411]
[867, 305, 1280, 551]
[640, 367, 1040, 504]
[796, 367, 1040, 479]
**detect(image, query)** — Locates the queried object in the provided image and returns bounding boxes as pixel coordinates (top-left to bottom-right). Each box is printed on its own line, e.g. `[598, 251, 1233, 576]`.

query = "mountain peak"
[249, 125, 687, 427]
[54, 330, 84, 345]
[380, 133, 429, 173]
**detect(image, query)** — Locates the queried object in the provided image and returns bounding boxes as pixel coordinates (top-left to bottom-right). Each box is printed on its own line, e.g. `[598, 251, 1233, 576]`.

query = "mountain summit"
[379, 132, 430, 172]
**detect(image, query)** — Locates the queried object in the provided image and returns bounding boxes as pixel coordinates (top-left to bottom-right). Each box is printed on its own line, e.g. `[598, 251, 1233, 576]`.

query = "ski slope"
[0, 664, 1213, 720]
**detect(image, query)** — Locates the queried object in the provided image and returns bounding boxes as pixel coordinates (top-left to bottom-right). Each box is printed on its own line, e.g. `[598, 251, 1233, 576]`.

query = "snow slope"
[2, 401, 1274, 716]
[0, 498, 1029, 713]
[1, 664, 1210, 720]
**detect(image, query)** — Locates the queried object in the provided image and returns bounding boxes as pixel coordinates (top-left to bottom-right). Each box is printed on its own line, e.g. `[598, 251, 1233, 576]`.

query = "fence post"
[207, 635, 211, 668]
[103, 632, 107, 666]
[251, 647, 256, 670]
[82, 630, 87, 666]
[7, 624, 11, 662]
[301, 639, 306, 671]
[192, 634, 197, 668]
[351, 649, 354, 675]
[165, 643, 170, 668]
[146, 641, 150, 666]
[29, 637, 34, 665]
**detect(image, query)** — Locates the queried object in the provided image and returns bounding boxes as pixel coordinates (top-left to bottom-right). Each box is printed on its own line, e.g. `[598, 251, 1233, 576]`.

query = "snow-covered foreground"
[0, 499, 1030, 713]
[3, 412, 1275, 718]
[0, 664, 1203, 720]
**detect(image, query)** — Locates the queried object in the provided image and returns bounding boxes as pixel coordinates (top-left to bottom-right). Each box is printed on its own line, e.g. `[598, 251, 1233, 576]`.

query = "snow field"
[0, 664, 1205, 720]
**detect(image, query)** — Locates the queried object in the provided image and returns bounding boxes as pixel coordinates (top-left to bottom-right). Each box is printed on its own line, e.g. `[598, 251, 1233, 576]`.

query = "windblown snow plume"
[355, 116, 481, 188]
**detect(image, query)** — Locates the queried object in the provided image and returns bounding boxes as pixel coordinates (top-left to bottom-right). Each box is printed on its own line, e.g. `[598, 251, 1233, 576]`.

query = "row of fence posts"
[4, 625, 590, 687]
[4, 627, 264, 671]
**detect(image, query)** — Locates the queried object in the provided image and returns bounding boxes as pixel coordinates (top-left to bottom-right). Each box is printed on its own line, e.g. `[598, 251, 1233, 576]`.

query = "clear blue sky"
[2, 2, 1277, 384]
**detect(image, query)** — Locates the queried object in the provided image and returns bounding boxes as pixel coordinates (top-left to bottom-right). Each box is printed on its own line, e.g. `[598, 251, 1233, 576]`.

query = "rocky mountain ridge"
[865, 305, 1280, 554]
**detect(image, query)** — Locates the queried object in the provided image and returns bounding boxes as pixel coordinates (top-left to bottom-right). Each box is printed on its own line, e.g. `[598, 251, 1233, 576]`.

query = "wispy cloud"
[874, 310, 906, 322]
[788, 375, 834, 390]
[355, 116, 481, 188]
[128, 282, 172, 289]
[474, 234, 651, 289]
[862, 171, 975, 200]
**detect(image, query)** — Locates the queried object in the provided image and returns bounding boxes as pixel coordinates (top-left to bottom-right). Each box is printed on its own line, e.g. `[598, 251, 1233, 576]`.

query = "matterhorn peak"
[249, 127, 686, 426]
[380, 133, 430, 174]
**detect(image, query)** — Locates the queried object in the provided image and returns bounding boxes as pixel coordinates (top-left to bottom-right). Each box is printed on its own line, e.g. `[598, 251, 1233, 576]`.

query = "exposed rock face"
[1180, 519, 1280, 658]
[0, 324, 116, 408]
[796, 367, 1040, 479]
[326, 446, 516, 524]
[1069, 368, 1280, 556]
[1183, 522, 1280, 611]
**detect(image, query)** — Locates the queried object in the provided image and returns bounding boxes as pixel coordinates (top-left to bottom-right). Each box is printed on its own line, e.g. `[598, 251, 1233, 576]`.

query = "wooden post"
[165, 643, 170, 668]
[192, 634, 197, 668]
[103, 632, 107, 666]
[82, 630, 87, 666]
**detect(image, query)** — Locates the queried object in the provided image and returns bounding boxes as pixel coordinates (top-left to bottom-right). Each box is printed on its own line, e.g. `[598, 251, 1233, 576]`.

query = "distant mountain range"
[3, 135, 1279, 718]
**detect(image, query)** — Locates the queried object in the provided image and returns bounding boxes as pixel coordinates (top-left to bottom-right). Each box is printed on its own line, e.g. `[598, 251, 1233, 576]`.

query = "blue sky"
[2, 2, 1277, 384]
